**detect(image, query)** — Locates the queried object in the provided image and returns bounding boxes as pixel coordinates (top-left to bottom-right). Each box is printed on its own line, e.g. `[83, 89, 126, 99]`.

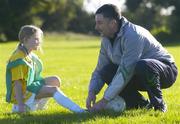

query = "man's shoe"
[144, 102, 153, 109]
[154, 101, 167, 113]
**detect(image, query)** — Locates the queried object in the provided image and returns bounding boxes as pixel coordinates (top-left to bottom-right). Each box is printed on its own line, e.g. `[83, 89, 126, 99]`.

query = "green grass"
[0, 33, 180, 124]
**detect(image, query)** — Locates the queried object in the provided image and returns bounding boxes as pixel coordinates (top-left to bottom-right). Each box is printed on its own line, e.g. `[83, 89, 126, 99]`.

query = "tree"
[40, 0, 84, 32]
[0, 0, 44, 41]
[67, 4, 95, 34]
[0, 0, 96, 42]
[125, 0, 180, 42]
[169, 1, 180, 40]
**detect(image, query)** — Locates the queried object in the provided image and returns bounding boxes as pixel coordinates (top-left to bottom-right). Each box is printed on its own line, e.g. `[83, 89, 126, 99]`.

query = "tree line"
[0, 0, 179, 42]
[125, 0, 180, 42]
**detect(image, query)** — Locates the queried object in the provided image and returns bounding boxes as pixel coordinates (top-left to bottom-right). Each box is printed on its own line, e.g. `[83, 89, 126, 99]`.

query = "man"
[86, 4, 178, 112]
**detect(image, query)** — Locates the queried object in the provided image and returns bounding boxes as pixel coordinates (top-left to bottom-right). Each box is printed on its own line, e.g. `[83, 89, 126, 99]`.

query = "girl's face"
[24, 32, 42, 52]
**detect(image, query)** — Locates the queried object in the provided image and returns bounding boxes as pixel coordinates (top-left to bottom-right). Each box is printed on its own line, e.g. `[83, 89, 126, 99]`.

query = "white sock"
[53, 90, 85, 113]
[36, 98, 49, 110]
[25, 93, 36, 111]
[12, 104, 19, 112]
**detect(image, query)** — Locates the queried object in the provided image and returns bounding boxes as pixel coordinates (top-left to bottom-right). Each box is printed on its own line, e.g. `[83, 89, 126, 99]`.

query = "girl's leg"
[36, 85, 85, 113]
[35, 76, 61, 110]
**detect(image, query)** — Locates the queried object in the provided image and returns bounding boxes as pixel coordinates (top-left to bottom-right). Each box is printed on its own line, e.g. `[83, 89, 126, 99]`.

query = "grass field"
[0, 33, 180, 124]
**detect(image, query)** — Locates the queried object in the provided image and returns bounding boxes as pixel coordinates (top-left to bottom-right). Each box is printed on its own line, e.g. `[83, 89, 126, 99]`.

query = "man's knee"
[135, 60, 149, 76]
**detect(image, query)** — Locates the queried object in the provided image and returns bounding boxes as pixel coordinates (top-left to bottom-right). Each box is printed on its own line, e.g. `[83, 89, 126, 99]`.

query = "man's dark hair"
[95, 4, 121, 21]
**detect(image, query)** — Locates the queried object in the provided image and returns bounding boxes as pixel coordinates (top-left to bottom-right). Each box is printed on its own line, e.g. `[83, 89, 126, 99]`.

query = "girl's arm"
[14, 80, 26, 112]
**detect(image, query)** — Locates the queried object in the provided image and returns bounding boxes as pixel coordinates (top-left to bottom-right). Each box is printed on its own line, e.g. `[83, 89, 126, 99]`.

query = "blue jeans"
[99, 59, 178, 109]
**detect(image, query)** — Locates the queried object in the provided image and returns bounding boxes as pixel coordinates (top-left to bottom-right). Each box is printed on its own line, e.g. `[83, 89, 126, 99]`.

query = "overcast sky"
[83, 0, 126, 13]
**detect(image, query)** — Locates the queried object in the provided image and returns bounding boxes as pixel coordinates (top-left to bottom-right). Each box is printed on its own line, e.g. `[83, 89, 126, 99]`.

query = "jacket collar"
[116, 16, 129, 38]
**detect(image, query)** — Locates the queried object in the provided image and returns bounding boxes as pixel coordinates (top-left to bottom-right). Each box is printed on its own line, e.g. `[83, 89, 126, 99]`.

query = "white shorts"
[12, 94, 49, 112]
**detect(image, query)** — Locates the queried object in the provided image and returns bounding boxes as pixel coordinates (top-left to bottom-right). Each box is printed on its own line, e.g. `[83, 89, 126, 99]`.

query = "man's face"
[95, 14, 113, 38]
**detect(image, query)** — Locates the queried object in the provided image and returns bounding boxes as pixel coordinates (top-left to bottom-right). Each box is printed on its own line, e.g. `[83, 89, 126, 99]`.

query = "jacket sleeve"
[104, 34, 144, 101]
[88, 41, 110, 95]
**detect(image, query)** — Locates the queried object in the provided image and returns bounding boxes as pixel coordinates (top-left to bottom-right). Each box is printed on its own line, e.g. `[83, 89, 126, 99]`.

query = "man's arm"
[87, 40, 110, 108]
[103, 34, 144, 101]
[88, 40, 110, 95]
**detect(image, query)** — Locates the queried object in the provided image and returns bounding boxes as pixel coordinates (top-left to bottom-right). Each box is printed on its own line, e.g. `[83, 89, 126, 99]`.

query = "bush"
[151, 26, 171, 43]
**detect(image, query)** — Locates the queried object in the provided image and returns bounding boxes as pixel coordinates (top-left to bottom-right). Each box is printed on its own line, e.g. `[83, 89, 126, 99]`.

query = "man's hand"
[86, 92, 96, 109]
[88, 98, 108, 112]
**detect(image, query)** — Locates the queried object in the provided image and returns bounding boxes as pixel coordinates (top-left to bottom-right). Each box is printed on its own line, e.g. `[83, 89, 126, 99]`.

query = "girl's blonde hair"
[18, 25, 43, 53]
[18, 25, 43, 43]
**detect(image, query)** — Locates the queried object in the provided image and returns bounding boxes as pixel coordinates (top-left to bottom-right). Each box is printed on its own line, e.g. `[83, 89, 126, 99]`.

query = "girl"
[6, 25, 85, 113]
